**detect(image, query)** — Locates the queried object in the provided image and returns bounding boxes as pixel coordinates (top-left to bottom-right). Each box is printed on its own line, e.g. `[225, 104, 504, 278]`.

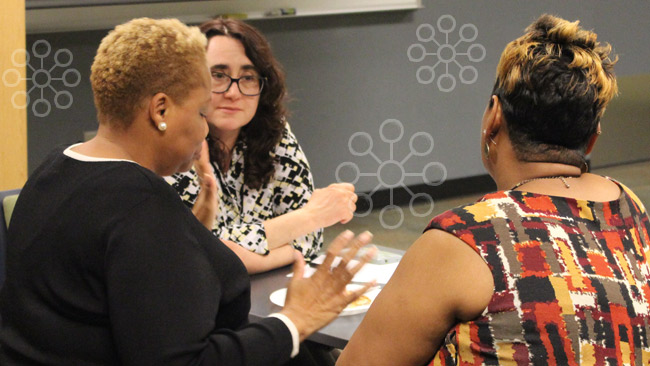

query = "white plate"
[269, 284, 380, 316]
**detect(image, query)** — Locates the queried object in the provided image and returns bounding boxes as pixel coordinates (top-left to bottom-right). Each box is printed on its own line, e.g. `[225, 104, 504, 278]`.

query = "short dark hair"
[200, 18, 287, 190]
[492, 14, 617, 168]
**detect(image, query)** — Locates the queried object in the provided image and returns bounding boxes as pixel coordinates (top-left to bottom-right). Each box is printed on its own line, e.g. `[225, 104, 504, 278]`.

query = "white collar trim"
[63, 143, 138, 164]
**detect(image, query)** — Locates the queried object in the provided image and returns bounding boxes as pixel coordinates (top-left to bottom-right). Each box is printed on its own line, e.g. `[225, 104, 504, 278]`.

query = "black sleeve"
[104, 191, 293, 366]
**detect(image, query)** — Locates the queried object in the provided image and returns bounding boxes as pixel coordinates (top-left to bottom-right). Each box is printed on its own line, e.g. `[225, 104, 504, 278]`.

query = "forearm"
[264, 183, 357, 251]
[108, 198, 295, 366]
[221, 240, 295, 274]
[116, 309, 294, 365]
[263, 208, 319, 250]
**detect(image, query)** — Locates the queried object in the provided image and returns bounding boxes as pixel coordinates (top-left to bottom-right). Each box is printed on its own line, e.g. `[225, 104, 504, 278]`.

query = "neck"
[210, 127, 240, 154]
[486, 136, 583, 191]
[495, 161, 583, 191]
[75, 123, 161, 174]
[74, 126, 132, 159]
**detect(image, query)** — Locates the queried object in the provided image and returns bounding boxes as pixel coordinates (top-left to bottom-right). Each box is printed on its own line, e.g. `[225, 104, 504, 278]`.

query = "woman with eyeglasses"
[167, 18, 356, 273]
[0, 18, 376, 366]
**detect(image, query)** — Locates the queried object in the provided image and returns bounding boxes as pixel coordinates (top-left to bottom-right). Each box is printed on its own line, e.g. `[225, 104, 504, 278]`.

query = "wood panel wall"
[0, 0, 27, 190]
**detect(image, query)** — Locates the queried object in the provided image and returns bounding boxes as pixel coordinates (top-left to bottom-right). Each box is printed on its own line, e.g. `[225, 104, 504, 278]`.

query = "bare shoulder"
[396, 229, 493, 320]
[573, 173, 622, 202]
[338, 229, 493, 366]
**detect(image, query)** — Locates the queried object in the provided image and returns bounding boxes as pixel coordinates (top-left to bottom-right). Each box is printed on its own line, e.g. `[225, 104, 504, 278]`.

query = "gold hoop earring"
[482, 129, 489, 157]
[484, 136, 496, 158]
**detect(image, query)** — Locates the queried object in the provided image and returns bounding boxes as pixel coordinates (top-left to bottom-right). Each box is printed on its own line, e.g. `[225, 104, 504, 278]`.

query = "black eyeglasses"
[211, 71, 265, 96]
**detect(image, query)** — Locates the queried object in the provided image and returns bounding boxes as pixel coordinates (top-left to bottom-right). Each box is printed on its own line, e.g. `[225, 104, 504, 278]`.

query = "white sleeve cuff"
[268, 313, 300, 358]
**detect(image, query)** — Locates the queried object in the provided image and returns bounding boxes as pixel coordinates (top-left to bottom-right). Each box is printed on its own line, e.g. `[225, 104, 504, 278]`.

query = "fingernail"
[341, 230, 354, 239]
[358, 231, 373, 242]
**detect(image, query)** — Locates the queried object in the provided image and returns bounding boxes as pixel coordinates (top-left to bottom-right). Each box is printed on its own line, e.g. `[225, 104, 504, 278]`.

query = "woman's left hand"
[192, 140, 219, 230]
[280, 230, 376, 341]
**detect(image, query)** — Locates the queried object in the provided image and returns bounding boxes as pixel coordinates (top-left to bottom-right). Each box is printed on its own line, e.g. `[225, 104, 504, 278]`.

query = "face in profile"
[158, 70, 211, 175]
[206, 36, 261, 137]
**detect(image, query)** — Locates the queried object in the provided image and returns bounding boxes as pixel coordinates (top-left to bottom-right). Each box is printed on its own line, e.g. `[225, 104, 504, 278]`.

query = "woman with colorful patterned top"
[167, 18, 357, 273]
[339, 14, 650, 365]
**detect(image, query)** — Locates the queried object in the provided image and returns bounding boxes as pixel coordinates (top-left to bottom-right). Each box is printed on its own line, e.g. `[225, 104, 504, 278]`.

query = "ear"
[584, 123, 601, 155]
[484, 95, 503, 140]
[148, 92, 169, 129]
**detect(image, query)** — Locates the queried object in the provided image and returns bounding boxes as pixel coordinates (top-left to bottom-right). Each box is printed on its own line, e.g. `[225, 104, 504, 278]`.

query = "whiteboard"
[26, 0, 422, 34]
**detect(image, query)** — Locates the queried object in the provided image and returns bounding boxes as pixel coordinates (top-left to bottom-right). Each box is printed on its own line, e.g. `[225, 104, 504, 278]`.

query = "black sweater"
[0, 148, 292, 365]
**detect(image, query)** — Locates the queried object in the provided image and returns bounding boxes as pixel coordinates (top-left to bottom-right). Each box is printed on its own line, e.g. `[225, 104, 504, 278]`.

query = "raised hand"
[279, 230, 376, 341]
[192, 140, 219, 230]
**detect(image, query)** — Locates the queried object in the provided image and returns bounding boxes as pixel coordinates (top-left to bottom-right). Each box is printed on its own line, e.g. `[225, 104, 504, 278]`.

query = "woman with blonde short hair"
[0, 18, 374, 366]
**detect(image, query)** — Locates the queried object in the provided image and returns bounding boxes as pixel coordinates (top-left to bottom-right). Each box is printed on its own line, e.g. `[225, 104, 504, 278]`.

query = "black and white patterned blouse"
[166, 124, 322, 261]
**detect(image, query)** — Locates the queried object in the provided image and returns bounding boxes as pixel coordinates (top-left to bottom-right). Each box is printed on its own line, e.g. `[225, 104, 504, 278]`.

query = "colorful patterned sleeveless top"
[424, 181, 650, 365]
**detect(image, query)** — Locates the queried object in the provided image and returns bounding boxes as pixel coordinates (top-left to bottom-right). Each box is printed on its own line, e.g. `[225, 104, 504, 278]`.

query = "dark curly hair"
[200, 18, 288, 190]
[492, 14, 618, 169]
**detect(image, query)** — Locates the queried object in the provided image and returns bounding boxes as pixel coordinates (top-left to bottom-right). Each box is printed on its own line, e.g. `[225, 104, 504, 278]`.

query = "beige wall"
[0, 0, 27, 190]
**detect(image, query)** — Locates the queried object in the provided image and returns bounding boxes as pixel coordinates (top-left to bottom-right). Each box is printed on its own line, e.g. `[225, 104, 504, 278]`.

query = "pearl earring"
[158, 122, 167, 131]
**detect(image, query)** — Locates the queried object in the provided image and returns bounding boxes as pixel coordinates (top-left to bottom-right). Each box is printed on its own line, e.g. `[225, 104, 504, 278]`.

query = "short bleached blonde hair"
[492, 14, 618, 167]
[91, 18, 207, 126]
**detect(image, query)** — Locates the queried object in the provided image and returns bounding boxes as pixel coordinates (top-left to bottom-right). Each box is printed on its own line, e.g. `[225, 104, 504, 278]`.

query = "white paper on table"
[287, 258, 400, 285]
[352, 262, 399, 284]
